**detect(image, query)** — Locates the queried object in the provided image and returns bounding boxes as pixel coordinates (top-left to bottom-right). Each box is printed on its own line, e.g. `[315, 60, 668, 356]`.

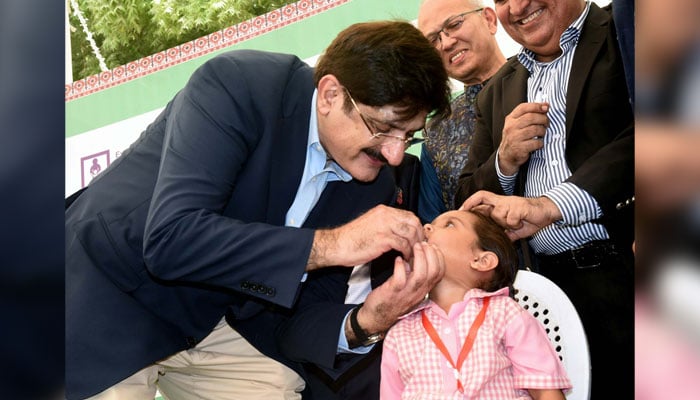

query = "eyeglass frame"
[343, 88, 425, 149]
[426, 8, 484, 48]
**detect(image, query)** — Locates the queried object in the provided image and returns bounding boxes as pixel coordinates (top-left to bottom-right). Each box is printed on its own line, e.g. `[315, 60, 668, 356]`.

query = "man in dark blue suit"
[66, 21, 451, 399]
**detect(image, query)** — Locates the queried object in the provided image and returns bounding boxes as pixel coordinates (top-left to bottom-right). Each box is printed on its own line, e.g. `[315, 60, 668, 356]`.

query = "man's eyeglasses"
[426, 8, 484, 48]
[344, 88, 425, 149]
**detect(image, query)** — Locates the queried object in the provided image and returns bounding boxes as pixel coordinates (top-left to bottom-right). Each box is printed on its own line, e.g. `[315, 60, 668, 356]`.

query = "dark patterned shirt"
[418, 84, 482, 222]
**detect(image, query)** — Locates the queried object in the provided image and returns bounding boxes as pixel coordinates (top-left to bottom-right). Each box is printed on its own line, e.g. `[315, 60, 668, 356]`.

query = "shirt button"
[443, 327, 451, 335]
[578, 215, 586, 223]
[311, 177, 317, 182]
[554, 134, 561, 139]
[289, 218, 295, 225]
[550, 160, 559, 166]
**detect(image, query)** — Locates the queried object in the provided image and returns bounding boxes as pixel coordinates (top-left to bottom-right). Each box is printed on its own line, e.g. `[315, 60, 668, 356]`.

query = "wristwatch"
[349, 304, 385, 346]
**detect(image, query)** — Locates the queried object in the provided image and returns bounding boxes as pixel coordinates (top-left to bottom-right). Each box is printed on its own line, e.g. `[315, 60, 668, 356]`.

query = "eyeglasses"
[426, 8, 484, 48]
[344, 88, 425, 149]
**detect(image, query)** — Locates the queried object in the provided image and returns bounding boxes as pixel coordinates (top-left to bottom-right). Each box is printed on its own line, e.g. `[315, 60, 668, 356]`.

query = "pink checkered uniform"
[380, 287, 571, 399]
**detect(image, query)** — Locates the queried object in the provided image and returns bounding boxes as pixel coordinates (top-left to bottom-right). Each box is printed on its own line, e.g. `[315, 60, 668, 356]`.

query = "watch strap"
[349, 303, 370, 343]
[349, 303, 385, 346]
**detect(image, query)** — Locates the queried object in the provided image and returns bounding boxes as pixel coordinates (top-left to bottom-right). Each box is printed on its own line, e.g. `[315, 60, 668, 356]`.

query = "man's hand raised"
[307, 205, 424, 271]
[347, 241, 445, 339]
[459, 190, 562, 241]
[498, 102, 549, 176]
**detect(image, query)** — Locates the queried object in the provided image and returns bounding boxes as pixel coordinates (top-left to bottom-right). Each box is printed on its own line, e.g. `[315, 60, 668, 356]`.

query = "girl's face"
[424, 210, 480, 274]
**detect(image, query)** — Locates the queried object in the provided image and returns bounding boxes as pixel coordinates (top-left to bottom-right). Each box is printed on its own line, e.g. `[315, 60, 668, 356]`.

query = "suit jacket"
[65, 50, 415, 399]
[454, 4, 634, 250]
[270, 159, 420, 399]
[232, 155, 421, 400]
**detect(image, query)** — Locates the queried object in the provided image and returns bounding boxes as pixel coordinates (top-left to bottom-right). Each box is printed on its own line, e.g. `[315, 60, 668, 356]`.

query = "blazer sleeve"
[560, 8, 634, 219]
[274, 266, 360, 379]
[142, 52, 312, 308]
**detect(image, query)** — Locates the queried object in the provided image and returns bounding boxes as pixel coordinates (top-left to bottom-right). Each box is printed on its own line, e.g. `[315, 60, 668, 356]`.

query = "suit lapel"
[500, 61, 530, 127]
[566, 4, 608, 137]
[266, 75, 314, 226]
[303, 166, 395, 229]
[266, 116, 308, 226]
[500, 61, 530, 196]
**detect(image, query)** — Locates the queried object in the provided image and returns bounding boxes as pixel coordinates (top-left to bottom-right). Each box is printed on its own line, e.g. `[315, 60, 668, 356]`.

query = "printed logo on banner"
[81, 150, 111, 188]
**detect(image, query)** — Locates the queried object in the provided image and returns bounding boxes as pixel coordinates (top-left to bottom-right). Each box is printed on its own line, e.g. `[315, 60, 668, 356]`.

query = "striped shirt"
[498, 1, 609, 255]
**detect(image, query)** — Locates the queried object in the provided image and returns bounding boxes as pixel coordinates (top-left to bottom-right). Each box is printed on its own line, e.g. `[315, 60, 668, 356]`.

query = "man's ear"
[471, 250, 499, 272]
[317, 74, 342, 115]
[482, 7, 499, 35]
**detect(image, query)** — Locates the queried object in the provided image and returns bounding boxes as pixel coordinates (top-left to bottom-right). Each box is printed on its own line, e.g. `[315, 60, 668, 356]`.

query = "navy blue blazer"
[66, 50, 413, 399]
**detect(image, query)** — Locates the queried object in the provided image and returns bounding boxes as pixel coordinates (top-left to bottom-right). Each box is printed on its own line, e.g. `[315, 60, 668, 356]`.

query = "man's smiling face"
[493, 0, 585, 62]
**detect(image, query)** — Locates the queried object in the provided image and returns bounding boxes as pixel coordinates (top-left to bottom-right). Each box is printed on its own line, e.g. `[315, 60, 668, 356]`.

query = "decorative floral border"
[65, 0, 349, 101]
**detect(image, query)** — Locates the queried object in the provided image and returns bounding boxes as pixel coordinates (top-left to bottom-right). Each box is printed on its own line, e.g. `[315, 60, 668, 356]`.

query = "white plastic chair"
[513, 269, 591, 400]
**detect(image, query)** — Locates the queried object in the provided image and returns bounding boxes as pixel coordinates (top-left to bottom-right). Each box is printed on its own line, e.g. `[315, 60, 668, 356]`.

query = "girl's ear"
[317, 74, 342, 115]
[471, 250, 499, 272]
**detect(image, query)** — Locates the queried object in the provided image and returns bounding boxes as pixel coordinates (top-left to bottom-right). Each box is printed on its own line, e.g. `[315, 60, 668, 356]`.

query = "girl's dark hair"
[469, 211, 518, 292]
[314, 20, 451, 121]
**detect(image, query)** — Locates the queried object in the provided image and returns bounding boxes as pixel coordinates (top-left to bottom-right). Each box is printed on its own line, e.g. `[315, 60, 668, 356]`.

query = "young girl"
[380, 210, 571, 399]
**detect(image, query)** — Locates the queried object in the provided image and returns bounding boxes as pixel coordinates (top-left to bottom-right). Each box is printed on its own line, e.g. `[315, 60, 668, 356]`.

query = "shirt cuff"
[544, 182, 603, 226]
[495, 150, 517, 195]
[337, 309, 374, 354]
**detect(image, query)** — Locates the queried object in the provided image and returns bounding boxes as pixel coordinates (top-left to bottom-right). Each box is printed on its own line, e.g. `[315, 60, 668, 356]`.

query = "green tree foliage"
[68, 0, 298, 81]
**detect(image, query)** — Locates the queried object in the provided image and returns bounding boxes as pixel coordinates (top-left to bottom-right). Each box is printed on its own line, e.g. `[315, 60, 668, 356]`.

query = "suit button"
[250, 283, 258, 291]
[257, 285, 266, 293]
[186, 336, 197, 348]
[241, 281, 249, 290]
[266, 288, 275, 296]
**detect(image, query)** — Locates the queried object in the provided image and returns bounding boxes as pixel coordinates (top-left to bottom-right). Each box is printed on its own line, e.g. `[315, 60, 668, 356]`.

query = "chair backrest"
[513, 269, 591, 400]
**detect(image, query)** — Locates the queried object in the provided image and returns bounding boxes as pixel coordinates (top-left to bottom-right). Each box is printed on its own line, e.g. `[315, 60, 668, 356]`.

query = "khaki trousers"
[86, 318, 305, 400]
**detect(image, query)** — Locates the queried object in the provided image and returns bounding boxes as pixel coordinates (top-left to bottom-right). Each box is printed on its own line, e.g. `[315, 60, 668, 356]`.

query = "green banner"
[66, 0, 421, 138]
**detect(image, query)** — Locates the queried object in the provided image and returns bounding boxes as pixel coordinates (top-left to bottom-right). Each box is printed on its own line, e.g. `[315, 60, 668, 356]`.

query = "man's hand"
[346, 241, 445, 339]
[498, 102, 549, 175]
[459, 190, 562, 241]
[307, 205, 424, 271]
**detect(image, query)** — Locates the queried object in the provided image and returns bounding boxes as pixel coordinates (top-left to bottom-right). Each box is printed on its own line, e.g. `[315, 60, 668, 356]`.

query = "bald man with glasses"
[416, 0, 506, 223]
